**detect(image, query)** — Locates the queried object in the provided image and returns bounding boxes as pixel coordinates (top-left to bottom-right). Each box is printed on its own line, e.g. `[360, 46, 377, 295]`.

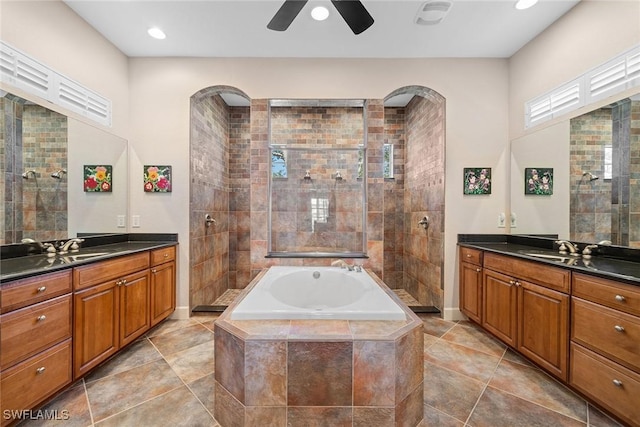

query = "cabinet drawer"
[484, 252, 570, 293]
[0, 340, 72, 419]
[1, 270, 72, 314]
[573, 272, 640, 317]
[570, 343, 640, 427]
[1, 294, 72, 370]
[459, 247, 482, 266]
[572, 297, 640, 372]
[150, 245, 176, 267]
[74, 252, 149, 290]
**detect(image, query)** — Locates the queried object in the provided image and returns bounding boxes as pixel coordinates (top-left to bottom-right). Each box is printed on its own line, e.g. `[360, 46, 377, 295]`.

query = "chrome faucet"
[331, 259, 361, 272]
[57, 238, 84, 254]
[555, 240, 580, 256]
[21, 238, 56, 254]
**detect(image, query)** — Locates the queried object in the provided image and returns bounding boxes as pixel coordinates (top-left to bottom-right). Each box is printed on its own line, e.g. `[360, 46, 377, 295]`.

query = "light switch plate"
[117, 215, 126, 228]
[132, 215, 140, 228]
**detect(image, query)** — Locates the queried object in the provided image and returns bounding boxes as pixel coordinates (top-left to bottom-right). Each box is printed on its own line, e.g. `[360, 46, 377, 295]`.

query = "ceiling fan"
[267, 0, 374, 35]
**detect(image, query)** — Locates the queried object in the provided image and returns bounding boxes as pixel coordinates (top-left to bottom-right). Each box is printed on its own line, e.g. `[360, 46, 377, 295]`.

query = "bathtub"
[230, 266, 407, 320]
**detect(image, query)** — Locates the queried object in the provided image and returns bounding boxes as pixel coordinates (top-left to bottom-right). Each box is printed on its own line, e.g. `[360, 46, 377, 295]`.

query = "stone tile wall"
[21, 104, 67, 242]
[570, 107, 614, 244]
[383, 107, 405, 289]
[630, 100, 640, 248]
[190, 94, 231, 307]
[229, 106, 252, 288]
[403, 94, 445, 308]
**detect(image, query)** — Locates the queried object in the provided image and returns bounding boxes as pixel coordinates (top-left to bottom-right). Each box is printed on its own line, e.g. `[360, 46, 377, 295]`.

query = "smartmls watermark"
[3, 409, 70, 421]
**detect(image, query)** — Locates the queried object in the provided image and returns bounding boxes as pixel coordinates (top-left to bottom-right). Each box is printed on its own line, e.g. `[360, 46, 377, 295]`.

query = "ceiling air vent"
[0, 40, 111, 127]
[414, 0, 453, 25]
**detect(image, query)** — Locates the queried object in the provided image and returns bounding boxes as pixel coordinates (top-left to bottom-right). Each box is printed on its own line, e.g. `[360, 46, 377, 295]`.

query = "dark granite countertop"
[458, 234, 640, 285]
[1, 233, 178, 283]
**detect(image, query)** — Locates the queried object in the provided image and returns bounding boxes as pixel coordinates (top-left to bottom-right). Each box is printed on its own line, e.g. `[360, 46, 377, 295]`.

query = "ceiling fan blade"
[330, 0, 374, 35]
[267, 0, 309, 31]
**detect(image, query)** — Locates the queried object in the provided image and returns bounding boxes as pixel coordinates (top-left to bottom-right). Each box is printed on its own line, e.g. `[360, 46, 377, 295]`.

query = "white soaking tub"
[230, 266, 407, 320]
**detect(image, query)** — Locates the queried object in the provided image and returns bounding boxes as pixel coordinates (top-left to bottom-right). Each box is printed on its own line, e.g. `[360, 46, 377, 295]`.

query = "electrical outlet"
[498, 213, 506, 228]
[510, 212, 517, 228]
[132, 215, 140, 228]
[117, 215, 126, 228]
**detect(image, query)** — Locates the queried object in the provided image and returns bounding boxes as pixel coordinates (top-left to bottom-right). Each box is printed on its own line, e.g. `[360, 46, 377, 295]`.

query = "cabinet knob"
[476, 268, 481, 272]
[36, 315, 46, 322]
[613, 379, 623, 387]
[614, 325, 625, 333]
[37, 286, 47, 293]
[152, 269, 157, 273]
[122, 279, 127, 285]
[615, 295, 626, 302]
[36, 367, 46, 375]
[164, 253, 169, 258]
[116, 280, 122, 286]
[466, 254, 472, 258]
[509, 280, 515, 285]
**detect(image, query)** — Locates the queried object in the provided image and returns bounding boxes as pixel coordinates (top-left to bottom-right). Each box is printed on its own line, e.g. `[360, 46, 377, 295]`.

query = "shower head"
[582, 171, 599, 181]
[51, 169, 67, 179]
[334, 171, 343, 181]
[22, 170, 36, 179]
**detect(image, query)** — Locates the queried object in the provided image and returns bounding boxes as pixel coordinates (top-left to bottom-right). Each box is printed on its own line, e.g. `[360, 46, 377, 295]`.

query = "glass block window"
[272, 148, 287, 178]
[604, 145, 612, 180]
[383, 143, 394, 178]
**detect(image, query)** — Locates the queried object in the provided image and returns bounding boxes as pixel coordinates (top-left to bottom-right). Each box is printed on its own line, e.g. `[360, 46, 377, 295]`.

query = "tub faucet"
[331, 259, 354, 271]
[58, 238, 84, 254]
[555, 240, 580, 256]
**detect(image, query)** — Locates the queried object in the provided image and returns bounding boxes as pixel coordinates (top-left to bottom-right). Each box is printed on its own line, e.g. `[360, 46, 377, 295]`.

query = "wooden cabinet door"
[460, 261, 482, 323]
[150, 261, 176, 327]
[119, 270, 150, 347]
[73, 281, 119, 379]
[518, 280, 569, 381]
[482, 269, 517, 347]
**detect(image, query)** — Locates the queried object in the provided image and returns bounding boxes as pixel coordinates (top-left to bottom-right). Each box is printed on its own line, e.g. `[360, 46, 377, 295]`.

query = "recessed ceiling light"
[311, 6, 329, 21]
[147, 27, 166, 40]
[515, 0, 539, 10]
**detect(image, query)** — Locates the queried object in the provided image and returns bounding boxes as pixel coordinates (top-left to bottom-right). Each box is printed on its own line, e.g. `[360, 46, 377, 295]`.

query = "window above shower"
[267, 99, 368, 258]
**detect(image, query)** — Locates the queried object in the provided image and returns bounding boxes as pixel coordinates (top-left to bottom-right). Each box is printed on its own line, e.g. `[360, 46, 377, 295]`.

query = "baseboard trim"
[171, 306, 191, 320]
[442, 307, 466, 322]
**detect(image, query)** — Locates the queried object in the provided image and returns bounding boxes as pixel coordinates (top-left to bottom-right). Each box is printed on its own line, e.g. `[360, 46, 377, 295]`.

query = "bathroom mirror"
[0, 92, 128, 245]
[267, 99, 367, 256]
[510, 92, 639, 247]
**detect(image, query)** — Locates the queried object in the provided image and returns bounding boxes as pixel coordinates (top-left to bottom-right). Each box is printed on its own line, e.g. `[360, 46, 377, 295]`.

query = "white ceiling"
[63, 0, 580, 59]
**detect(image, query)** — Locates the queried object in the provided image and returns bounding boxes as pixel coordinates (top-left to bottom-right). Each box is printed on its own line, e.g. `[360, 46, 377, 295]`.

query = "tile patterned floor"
[18, 315, 624, 427]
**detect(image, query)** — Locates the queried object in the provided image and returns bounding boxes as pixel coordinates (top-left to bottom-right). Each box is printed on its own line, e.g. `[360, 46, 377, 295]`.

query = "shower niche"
[268, 99, 367, 257]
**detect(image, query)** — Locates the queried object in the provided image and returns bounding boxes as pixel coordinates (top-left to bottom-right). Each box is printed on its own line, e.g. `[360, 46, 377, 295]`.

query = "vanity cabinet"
[570, 273, 640, 426]
[150, 246, 176, 327]
[482, 253, 570, 381]
[459, 247, 483, 323]
[73, 252, 151, 379]
[0, 270, 73, 426]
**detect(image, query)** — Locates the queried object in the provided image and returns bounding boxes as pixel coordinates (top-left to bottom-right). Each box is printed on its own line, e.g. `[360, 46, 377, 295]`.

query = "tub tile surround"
[214, 269, 425, 426]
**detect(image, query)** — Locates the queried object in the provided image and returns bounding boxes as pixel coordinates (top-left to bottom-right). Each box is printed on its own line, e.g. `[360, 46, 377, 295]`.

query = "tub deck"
[213, 268, 424, 426]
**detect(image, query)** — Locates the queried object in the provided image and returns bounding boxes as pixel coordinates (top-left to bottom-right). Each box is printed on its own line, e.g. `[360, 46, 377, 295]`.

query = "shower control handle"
[205, 214, 216, 227]
[418, 216, 430, 230]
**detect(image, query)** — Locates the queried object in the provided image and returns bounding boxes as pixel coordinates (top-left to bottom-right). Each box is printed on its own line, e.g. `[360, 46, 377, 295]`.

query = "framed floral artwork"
[525, 167, 553, 195]
[84, 165, 112, 192]
[144, 165, 172, 192]
[463, 167, 491, 195]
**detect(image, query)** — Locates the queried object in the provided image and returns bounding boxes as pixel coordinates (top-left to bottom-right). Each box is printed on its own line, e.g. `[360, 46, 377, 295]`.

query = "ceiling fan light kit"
[267, 0, 374, 34]
[414, 0, 453, 26]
